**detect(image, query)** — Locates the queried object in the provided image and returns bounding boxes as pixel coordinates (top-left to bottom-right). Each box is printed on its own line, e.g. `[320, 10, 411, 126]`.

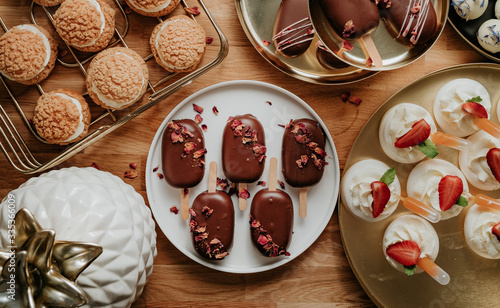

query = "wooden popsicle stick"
[359, 34, 382, 67]
[239, 183, 247, 211]
[299, 187, 307, 218]
[208, 161, 217, 193]
[181, 189, 189, 220]
[268, 157, 278, 192]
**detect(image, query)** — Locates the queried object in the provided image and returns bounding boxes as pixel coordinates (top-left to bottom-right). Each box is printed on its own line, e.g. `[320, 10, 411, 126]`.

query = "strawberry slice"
[492, 222, 500, 242]
[462, 102, 488, 119]
[371, 181, 390, 218]
[486, 148, 500, 183]
[386, 240, 421, 266]
[394, 119, 431, 148]
[438, 175, 463, 211]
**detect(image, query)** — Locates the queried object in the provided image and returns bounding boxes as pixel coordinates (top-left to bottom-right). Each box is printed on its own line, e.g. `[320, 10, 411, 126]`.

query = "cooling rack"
[0, 0, 228, 174]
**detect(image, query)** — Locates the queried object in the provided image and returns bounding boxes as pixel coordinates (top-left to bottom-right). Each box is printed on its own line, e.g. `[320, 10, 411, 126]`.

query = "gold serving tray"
[340, 63, 500, 307]
[309, 0, 449, 71]
[234, 0, 378, 85]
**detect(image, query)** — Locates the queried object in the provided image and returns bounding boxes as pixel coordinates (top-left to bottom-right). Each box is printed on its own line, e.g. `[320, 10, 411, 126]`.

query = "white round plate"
[145, 80, 339, 273]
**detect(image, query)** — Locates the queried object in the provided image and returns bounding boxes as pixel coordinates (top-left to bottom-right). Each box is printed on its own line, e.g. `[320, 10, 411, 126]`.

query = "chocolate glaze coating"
[250, 189, 293, 257]
[272, 0, 314, 58]
[316, 46, 350, 69]
[319, 0, 380, 39]
[378, 0, 437, 44]
[161, 119, 205, 188]
[282, 118, 326, 187]
[191, 190, 234, 260]
[222, 114, 266, 183]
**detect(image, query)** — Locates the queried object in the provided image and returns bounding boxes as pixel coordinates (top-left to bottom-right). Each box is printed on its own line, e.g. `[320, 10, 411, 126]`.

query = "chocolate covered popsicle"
[272, 0, 314, 58]
[162, 119, 206, 220]
[282, 118, 327, 217]
[190, 161, 234, 260]
[377, 0, 437, 45]
[222, 114, 267, 211]
[250, 157, 293, 257]
[319, 0, 382, 66]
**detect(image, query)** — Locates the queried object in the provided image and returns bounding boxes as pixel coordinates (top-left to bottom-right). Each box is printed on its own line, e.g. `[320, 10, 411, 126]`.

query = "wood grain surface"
[0, 0, 488, 307]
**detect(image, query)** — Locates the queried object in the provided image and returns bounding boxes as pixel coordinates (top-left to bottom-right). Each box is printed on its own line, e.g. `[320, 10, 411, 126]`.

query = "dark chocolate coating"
[191, 190, 234, 260]
[316, 46, 350, 69]
[222, 114, 266, 183]
[161, 119, 205, 188]
[272, 0, 314, 57]
[282, 118, 326, 187]
[378, 0, 437, 44]
[319, 0, 380, 39]
[250, 189, 293, 256]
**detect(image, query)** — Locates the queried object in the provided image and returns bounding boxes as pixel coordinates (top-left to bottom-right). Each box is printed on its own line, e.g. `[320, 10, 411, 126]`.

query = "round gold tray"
[234, 0, 378, 85]
[340, 63, 500, 307]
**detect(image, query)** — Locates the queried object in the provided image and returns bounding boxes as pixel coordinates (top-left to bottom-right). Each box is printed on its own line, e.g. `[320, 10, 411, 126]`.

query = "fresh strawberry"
[462, 102, 488, 119]
[438, 175, 463, 211]
[486, 148, 500, 183]
[394, 119, 431, 148]
[492, 222, 500, 242]
[386, 240, 421, 266]
[371, 181, 390, 218]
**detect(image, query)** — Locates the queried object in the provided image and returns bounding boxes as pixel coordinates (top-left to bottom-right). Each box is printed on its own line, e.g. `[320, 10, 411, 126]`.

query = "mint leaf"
[456, 195, 468, 207]
[417, 139, 439, 159]
[380, 166, 396, 186]
[466, 96, 482, 103]
[404, 265, 416, 276]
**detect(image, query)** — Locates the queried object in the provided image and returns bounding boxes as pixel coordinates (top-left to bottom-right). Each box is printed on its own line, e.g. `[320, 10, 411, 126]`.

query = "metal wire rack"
[0, 0, 228, 174]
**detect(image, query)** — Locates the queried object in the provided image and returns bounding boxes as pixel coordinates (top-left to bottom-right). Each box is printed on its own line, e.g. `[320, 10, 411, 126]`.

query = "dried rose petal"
[189, 208, 197, 217]
[185, 6, 200, 15]
[189, 219, 198, 231]
[251, 219, 261, 228]
[217, 177, 229, 190]
[278, 180, 285, 189]
[183, 188, 189, 196]
[91, 162, 99, 170]
[195, 225, 207, 233]
[201, 124, 207, 132]
[341, 40, 353, 51]
[349, 95, 362, 105]
[124, 170, 137, 179]
[183, 142, 196, 155]
[170, 206, 179, 215]
[171, 131, 184, 143]
[342, 20, 355, 38]
[202, 206, 214, 218]
[314, 147, 326, 157]
[157, 173, 164, 179]
[181, 126, 195, 138]
[195, 114, 203, 124]
[193, 148, 207, 159]
[366, 57, 373, 68]
[129, 163, 137, 170]
[212, 106, 219, 115]
[263, 40, 271, 46]
[206, 37, 213, 44]
[252, 144, 267, 155]
[152, 165, 159, 172]
[341, 91, 350, 102]
[193, 103, 204, 114]
[278, 123, 286, 128]
[257, 235, 269, 245]
[238, 188, 250, 199]
[257, 180, 266, 186]
[228, 182, 237, 196]
[295, 134, 309, 144]
[265, 100, 272, 105]
[210, 238, 221, 245]
[284, 251, 291, 256]
[195, 233, 208, 242]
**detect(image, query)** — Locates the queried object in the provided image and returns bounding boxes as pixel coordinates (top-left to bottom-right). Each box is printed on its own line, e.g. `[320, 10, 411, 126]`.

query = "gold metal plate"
[234, 0, 378, 85]
[309, 0, 449, 71]
[340, 63, 500, 307]
[448, 1, 500, 63]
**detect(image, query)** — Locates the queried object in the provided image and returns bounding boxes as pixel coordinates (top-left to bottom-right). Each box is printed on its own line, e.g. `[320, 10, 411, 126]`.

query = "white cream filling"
[128, 0, 172, 12]
[55, 93, 85, 143]
[464, 204, 500, 259]
[72, 0, 105, 48]
[155, 18, 193, 70]
[383, 215, 439, 274]
[91, 52, 145, 109]
[0, 25, 51, 81]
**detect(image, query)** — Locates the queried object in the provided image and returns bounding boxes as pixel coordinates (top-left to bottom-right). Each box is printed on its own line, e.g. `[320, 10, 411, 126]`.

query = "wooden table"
[0, 0, 488, 306]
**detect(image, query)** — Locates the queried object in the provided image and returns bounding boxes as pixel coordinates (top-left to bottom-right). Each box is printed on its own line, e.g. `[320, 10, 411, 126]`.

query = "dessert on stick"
[190, 161, 234, 260]
[318, 0, 382, 67]
[464, 203, 500, 259]
[272, 0, 314, 58]
[379, 103, 470, 164]
[383, 215, 449, 285]
[459, 130, 500, 191]
[250, 157, 293, 257]
[162, 119, 206, 220]
[222, 114, 266, 211]
[406, 159, 469, 221]
[282, 118, 328, 218]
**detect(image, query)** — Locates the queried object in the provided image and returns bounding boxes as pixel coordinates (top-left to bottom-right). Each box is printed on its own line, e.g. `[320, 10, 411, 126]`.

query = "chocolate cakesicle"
[377, 0, 438, 45]
[162, 119, 206, 220]
[282, 118, 328, 217]
[319, 0, 382, 66]
[250, 157, 293, 257]
[272, 0, 314, 58]
[222, 114, 267, 211]
[190, 161, 234, 260]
